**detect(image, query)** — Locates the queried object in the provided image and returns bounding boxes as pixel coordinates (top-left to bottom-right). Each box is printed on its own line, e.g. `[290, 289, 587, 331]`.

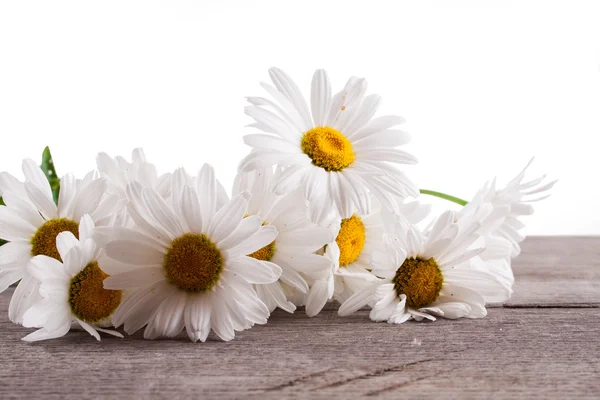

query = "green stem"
[419, 189, 468, 206]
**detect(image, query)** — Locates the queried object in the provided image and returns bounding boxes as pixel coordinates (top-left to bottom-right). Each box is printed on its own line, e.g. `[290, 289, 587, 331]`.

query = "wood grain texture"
[0, 237, 598, 399]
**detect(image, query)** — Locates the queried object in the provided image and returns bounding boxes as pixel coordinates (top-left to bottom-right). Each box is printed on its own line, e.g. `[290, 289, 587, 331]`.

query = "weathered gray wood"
[0, 237, 598, 399]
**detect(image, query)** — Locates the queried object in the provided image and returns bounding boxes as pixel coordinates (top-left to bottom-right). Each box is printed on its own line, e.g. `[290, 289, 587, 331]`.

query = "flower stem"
[419, 189, 468, 206]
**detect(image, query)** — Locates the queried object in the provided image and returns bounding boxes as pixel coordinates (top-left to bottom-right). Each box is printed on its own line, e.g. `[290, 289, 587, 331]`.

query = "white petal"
[105, 240, 164, 266]
[145, 294, 186, 339]
[21, 319, 71, 342]
[195, 164, 217, 231]
[243, 134, 300, 153]
[278, 265, 309, 293]
[218, 215, 262, 250]
[226, 257, 281, 284]
[0, 205, 36, 241]
[207, 192, 249, 243]
[310, 69, 331, 127]
[141, 187, 184, 238]
[269, 67, 313, 130]
[116, 281, 174, 333]
[27, 255, 67, 282]
[184, 294, 212, 343]
[57, 174, 77, 217]
[71, 178, 107, 221]
[76, 319, 101, 341]
[8, 276, 41, 324]
[210, 294, 235, 341]
[225, 225, 278, 259]
[103, 266, 166, 290]
[305, 278, 333, 317]
[0, 269, 24, 292]
[351, 115, 406, 139]
[0, 240, 31, 265]
[55, 231, 79, 263]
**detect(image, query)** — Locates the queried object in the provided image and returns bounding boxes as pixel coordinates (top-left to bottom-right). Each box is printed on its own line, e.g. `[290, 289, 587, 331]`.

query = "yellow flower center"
[31, 218, 80, 261]
[301, 126, 355, 171]
[393, 257, 443, 309]
[163, 233, 224, 292]
[248, 241, 276, 261]
[336, 215, 366, 267]
[69, 261, 122, 323]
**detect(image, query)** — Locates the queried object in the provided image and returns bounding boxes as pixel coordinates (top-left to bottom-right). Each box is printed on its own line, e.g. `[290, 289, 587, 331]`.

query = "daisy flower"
[99, 164, 282, 342]
[0, 160, 121, 324]
[460, 158, 556, 257]
[339, 209, 510, 323]
[326, 198, 432, 305]
[233, 168, 333, 315]
[239, 68, 418, 224]
[22, 215, 123, 341]
[96, 148, 172, 200]
[454, 158, 556, 291]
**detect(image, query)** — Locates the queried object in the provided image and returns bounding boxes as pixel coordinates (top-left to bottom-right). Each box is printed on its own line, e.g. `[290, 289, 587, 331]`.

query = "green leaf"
[41, 146, 60, 204]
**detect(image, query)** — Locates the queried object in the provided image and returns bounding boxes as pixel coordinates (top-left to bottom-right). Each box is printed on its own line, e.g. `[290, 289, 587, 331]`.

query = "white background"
[0, 0, 598, 235]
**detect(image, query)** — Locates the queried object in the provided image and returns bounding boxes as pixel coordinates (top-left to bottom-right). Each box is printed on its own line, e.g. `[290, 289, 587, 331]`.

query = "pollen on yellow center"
[336, 215, 366, 267]
[393, 257, 443, 309]
[301, 126, 355, 171]
[244, 217, 277, 261]
[163, 233, 224, 292]
[31, 218, 79, 261]
[69, 261, 122, 323]
[248, 241, 276, 261]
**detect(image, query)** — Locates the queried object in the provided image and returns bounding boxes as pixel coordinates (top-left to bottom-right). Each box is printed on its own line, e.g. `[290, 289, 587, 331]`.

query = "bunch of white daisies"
[0, 68, 555, 342]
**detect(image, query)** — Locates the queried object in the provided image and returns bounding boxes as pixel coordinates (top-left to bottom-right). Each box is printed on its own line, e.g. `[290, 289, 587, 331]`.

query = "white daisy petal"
[184, 294, 212, 343]
[305, 278, 333, 317]
[27, 255, 67, 282]
[104, 266, 166, 290]
[22, 319, 71, 342]
[76, 319, 101, 341]
[269, 67, 313, 129]
[142, 187, 185, 238]
[310, 69, 331, 127]
[218, 215, 262, 250]
[226, 225, 278, 259]
[71, 178, 107, 222]
[208, 193, 249, 243]
[0, 197, 36, 242]
[195, 164, 217, 231]
[0, 269, 24, 292]
[226, 257, 281, 284]
[56, 231, 80, 263]
[22, 159, 54, 201]
[338, 282, 379, 316]
[0, 240, 31, 265]
[105, 240, 164, 266]
[8, 276, 41, 324]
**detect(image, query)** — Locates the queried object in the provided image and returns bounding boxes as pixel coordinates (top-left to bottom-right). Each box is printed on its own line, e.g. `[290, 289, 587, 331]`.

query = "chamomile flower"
[461, 158, 556, 257]
[21, 215, 123, 341]
[233, 168, 333, 315]
[239, 68, 418, 225]
[451, 159, 556, 292]
[99, 164, 282, 342]
[339, 210, 510, 323]
[0, 160, 121, 324]
[326, 199, 432, 304]
[97, 148, 171, 228]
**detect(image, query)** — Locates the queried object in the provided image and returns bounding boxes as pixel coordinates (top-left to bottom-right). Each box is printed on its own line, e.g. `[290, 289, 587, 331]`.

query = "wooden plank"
[505, 236, 600, 306]
[0, 237, 598, 399]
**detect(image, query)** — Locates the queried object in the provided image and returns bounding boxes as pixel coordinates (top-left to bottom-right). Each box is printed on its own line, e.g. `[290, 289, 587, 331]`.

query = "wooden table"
[1, 237, 598, 399]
